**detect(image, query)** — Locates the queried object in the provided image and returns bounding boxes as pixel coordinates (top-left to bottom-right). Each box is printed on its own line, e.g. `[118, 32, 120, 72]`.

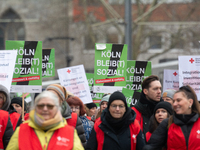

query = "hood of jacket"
[61, 101, 72, 119]
[0, 84, 11, 111]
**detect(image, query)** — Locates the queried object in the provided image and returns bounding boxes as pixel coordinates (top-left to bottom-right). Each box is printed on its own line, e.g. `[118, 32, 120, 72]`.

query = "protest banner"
[6, 41, 42, 93]
[163, 69, 179, 91]
[86, 73, 104, 107]
[42, 48, 55, 78]
[93, 43, 127, 93]
[179, 56, 200, 100]
[57, 64, 93, 104]
[126, 60, 151, 91]
[122, 88, 141, 107]
[0, 50, 17, 92]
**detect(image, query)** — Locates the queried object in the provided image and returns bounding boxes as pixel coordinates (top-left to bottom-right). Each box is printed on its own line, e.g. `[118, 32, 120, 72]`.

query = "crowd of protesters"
[0, 74, 200, 149]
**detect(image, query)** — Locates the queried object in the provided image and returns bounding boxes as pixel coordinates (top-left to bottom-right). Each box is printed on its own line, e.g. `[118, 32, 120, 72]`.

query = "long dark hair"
[168, 85, 200, 128]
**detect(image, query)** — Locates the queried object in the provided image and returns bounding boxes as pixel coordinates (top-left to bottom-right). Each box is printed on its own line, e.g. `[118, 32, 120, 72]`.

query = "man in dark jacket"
[132, 75, 163, 136]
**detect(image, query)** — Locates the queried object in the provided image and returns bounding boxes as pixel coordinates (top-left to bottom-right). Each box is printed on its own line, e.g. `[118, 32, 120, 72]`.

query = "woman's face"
[155, 108, 168, 124]
[173, 92, 193, 115]
[100, 101, 108, 112]
[12, 103, 22, 114]
[109, 100, 126, 119]
[89, 107, 97, 116]
[35, 97, 58, 120]
[70, 105, 80, 116]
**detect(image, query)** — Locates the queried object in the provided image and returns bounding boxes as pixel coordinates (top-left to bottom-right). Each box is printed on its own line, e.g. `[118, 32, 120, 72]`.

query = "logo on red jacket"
[197, 130, 200, 139]
[132, 134, 137, 143]
[0, 125, 2, 132]
[56, 136, 70, 147]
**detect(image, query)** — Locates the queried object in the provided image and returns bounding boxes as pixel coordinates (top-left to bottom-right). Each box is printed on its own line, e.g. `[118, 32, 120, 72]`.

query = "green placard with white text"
[6, 41, 42, 93]
[93, 43, 127, 93]
[86, 73, 104, 107]
[42, 48, 55, 78]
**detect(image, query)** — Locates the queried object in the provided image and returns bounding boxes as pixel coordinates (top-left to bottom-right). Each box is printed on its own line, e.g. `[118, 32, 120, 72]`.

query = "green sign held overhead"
[93, 43, 127, 93]
[42, 48, 55, 78]
[86, 73, 104, 107]
[6, 41, 42, 93]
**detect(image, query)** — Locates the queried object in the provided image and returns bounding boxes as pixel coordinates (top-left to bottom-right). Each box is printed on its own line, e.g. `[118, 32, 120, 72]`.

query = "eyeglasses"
[110, 105, 125, 109]
[70, 106, 80, 110]
[36, 104, 56, 110]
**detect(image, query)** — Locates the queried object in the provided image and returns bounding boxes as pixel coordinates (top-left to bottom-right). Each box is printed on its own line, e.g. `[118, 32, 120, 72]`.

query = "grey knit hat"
[162, 89, 176, 99]
[99, 94, 110, 105]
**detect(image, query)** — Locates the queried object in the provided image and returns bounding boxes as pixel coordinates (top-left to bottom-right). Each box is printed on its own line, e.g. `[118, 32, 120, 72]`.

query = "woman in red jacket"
[143, 85, 200, 150]
[145, 101, 173, 142]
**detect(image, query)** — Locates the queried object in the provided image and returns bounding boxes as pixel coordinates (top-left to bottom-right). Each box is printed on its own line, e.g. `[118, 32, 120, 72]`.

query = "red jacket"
[167, 117, 200, 150]
[67, 112, 78, 128]
[132, 107, 143, 131]
[9, 112, 21, 130]
[18, 122, 74, 150]
[145, 131, 152, 142]
[0, 110, 9, 149]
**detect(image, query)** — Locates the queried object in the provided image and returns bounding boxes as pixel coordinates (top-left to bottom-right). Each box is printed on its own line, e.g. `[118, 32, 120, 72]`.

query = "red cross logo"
[67, 69, 71, 74]
[189, 58, 194, 63]
[173, 72, 177, 76]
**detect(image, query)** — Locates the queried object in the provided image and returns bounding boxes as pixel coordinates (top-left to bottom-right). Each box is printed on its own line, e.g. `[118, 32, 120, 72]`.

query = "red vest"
[18, 123, 74, 150]
[132, 107, 143, 131]
[0, 110, 9, 149]
[145, 131, 152, 142]
[94, 119, 141, 150]
[86, 116, 91, 121]
[9, 112, 21, 130]
[67, 112, 78, 128]
[167, 118, 200, 150]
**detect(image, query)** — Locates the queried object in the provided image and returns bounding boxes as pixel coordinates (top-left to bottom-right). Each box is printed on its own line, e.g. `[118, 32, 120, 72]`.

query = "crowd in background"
[0, 75, 199, 149]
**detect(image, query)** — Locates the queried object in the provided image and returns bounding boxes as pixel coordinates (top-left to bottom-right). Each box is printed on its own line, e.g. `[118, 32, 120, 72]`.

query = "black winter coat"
[86, 108, 145, 150]
[143, 113, 199, 150]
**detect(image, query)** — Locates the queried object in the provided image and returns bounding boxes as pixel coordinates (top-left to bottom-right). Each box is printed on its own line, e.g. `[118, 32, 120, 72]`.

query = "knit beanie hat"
[99, 94, 110, 105]
[162, 89, 176, 99]
[108, 91, 127, 110]
[46, 84, 67, 102]
[11, 97, 27, 111]
[86, 102, 97, 109]
[154, 101, 173, 115]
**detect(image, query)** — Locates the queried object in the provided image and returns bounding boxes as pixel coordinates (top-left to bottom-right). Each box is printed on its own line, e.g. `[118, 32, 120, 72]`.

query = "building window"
[171, 34, 184, 49]
[149, 35, 162, 49]
[0, 8, 25, 49]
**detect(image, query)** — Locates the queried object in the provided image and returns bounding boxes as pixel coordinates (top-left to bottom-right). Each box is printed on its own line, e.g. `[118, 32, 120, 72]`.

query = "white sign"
[163, 69, 179, 92]
[0, 50, 17, 92]
[179, 56, 200, 100]
[57, 65, 93, 104]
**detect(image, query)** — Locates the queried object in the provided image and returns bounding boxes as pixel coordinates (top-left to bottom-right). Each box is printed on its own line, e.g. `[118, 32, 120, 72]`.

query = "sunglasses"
[36, 104, 56, 110]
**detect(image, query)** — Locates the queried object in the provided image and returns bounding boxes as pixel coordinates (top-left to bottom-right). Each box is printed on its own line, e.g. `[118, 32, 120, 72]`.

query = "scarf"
[79, 116, 92, 141]
[105, 107, 132, 134]
[30, 109, 63, 131]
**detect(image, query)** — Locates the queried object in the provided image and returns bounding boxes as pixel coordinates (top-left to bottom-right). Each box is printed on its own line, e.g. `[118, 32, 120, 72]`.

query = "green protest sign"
[126, 60, 151, 91]
[6, 41, 42, 93]
[86, 73, 104, 107]
[93, 43, 127, 93]
[122, 88, 141, 107]
[42, 48, 55, 78]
